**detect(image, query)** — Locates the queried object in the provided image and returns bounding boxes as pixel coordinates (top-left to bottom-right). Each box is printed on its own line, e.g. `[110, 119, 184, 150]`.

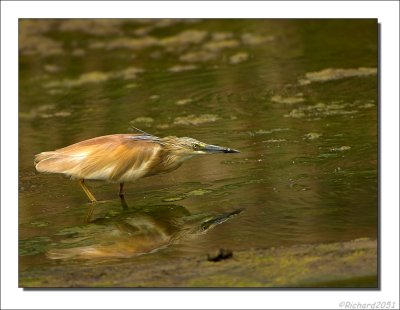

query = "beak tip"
[225, 148, 240, 154]
[204, 144, 240, 154]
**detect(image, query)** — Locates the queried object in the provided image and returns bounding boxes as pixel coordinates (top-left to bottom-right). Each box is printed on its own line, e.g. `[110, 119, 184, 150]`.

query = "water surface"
[19, 19, 377, 286]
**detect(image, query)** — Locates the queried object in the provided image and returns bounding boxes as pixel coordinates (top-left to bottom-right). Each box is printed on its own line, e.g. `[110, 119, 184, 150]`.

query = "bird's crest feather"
[128, 134, 163, 144]
[128, 126, 152, 136]
[128, 126, 164, 145]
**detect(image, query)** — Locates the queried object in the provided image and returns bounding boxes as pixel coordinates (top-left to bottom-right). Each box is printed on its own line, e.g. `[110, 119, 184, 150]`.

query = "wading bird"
[34, 129, 239, 204]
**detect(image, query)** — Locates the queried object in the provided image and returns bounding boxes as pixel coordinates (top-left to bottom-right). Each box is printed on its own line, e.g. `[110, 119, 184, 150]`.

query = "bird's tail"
[34, 151, 66, 173]
[46, 246, 104, 260]
[34, 152, 55, 165]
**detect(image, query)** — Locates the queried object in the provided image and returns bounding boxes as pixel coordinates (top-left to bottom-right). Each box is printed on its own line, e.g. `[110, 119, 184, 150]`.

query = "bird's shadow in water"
[47, 196, 243, 260]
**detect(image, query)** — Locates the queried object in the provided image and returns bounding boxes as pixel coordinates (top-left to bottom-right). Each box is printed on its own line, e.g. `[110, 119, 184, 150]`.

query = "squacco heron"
[34, 130, 239, 203]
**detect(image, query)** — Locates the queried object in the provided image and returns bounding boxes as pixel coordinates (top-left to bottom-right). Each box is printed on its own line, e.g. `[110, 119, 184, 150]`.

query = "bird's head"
[161, 136, 240, 157]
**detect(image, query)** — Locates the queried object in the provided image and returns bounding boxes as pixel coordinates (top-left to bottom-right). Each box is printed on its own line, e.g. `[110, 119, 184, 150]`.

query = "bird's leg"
[119, 183, 125, 198]
[85, 204, 95, 223]
[79, 179, 97, 203]
[118, 183, 128, 209]
[120, 196, 128, 209]
[79, 179, 97, 223]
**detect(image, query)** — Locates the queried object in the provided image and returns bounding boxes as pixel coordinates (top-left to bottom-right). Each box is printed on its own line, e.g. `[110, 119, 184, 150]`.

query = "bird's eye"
[193, 144, 199, 149]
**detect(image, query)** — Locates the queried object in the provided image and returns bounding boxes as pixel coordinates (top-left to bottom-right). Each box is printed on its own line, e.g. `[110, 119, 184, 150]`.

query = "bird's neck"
[160, 152, 194, 172]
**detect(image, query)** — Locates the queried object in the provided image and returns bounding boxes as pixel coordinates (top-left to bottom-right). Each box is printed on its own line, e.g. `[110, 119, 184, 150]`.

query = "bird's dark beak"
[203, 144, 240, 154]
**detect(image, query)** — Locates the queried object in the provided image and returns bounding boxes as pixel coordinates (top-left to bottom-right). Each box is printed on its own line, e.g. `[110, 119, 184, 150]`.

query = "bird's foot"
[119, 195, 129, 209]
[95, 199, 114, 204]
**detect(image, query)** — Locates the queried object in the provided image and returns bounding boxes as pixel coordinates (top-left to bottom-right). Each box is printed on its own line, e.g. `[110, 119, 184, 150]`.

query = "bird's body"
[34, 131, 239, 206]
[36, 134, 187, 183]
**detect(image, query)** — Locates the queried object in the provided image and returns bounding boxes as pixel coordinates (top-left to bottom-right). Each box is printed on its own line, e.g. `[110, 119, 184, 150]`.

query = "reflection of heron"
[34, 129, 239, 203]
[47, 204, 243, 260]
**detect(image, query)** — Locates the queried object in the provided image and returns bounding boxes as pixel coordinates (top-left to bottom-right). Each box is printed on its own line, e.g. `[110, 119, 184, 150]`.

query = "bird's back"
[34, 134, 164, 183]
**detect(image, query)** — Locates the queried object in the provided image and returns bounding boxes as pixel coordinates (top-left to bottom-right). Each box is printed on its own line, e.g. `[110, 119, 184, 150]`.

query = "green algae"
[173, 114, 220, 126]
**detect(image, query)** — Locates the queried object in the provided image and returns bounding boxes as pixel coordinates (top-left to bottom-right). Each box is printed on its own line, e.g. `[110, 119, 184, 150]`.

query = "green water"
[18, 19, 377, 286]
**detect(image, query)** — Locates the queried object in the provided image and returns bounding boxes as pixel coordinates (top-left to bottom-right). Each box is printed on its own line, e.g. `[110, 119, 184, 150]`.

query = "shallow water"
[19, 19, 377, 286]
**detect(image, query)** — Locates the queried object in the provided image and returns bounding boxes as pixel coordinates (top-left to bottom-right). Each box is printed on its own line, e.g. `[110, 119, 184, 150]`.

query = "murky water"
[19, 19, 377, 286]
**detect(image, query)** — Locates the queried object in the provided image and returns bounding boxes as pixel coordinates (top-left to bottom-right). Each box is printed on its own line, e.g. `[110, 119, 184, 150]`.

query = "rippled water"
[18, 19, 377, 286]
